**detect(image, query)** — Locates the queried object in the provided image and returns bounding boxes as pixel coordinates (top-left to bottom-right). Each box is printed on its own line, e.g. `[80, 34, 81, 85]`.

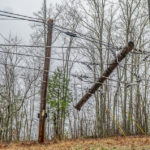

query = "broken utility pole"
[38, 19, 53, 143]
[75, 42, 134, 111]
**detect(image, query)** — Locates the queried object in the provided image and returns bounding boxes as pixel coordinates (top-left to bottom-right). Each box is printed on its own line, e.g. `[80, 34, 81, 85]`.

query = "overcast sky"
[0, 0, 59, 43]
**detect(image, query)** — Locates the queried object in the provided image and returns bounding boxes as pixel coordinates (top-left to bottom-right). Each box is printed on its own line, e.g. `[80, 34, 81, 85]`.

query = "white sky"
[0, 0, 59, 43]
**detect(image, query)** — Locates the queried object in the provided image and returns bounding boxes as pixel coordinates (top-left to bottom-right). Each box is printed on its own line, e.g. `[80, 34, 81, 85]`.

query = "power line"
[0, 10, 118, 50]
[0, 43, 45, 48]
[0, 10, 44, 22]
[0, 10, 128, 51]
[0, 50, 46, 59]
[0, 62, 43, 72]
[41, 72, 125, 89]
[0, 45, 146, 81]
[0, 10, 133, 51]
[54, 25, 102, 43]
[53, 25, 123, 50]
[54, 25, 149, 54]
[0, 18, 20, 20]
[0, 10, 147, 54]
[0, 61, 148, 90]
[1, 44, 149, 66]
[0, 13, 44, 24]
[48, 70, 143, 88]
[1, 44, 148, 71]
[54, 26, 118, 49]
[0, 12, 146, 81]
[0, 49, 101, 65]
[0, 43, 98, 49]
[75, 72, 142, 86]
[0, 10, 98, 45]
[6, 63, 131, 88]
[0, 47, 126, 66]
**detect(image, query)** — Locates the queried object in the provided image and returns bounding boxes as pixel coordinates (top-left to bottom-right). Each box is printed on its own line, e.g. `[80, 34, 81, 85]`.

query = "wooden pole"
[148, 0, 150, 21]
[75, 42, 134, 111]
[38, 19, 53, 143]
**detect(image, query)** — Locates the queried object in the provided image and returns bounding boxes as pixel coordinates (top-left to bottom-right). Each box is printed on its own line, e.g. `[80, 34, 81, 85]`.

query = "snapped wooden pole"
[75, 41, 134, 111]
[38, 19, 53, 143]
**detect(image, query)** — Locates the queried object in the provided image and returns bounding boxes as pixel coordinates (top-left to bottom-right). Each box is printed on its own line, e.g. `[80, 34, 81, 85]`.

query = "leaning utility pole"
[75, 42, 134, 111]
[38, 19, 53, 143]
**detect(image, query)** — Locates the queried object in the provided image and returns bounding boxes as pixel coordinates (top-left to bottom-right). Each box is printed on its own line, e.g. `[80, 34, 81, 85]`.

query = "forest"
[0, 0, 150, 149]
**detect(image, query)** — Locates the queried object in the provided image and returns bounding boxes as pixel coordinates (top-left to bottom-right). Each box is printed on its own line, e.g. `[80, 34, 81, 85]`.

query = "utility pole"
[38, 19, 53, 143]
[75, 42, 134, 111]
[148, 0, 150, 21]
[43, 0, 47, 51]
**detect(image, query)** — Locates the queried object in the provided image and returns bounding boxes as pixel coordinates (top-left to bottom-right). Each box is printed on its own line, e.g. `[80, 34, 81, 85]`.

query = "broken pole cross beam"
[75, 42, 134, 111]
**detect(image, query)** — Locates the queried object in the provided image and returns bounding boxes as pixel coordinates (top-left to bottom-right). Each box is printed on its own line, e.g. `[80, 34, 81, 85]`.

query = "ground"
[0, 136, 150, 150]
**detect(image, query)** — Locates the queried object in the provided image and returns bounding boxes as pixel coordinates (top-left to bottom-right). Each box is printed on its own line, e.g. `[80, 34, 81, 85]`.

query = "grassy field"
[0, 136, 150, 150]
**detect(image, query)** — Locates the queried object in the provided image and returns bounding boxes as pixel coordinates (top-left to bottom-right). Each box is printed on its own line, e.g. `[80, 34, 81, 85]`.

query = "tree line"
[0, 0, 149, 141]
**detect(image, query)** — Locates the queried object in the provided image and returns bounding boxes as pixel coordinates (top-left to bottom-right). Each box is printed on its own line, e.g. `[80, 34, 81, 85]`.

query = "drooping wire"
[0, 10, 145, 53]
[54, 26, 120, 49]
[0, 10, 123, 50]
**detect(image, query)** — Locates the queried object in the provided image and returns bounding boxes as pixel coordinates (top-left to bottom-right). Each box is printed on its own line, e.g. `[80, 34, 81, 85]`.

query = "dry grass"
[0, 136, 150, 150]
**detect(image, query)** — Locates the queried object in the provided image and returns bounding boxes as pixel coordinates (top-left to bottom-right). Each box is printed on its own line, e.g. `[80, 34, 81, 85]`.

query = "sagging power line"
[0, 10, 120, 49]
